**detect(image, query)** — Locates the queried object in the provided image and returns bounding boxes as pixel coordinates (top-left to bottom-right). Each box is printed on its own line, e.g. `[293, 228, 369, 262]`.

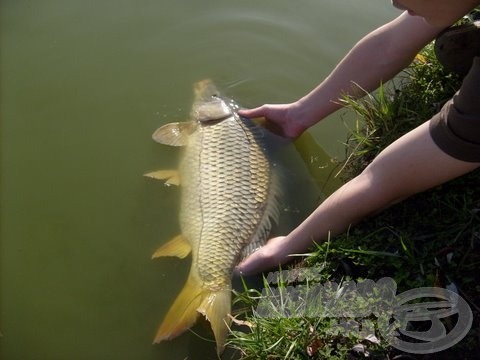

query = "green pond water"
[1, 1, 399, 359]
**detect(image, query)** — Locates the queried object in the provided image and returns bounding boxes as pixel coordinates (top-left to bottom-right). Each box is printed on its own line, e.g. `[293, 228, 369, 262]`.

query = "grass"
[227, 13, 480, 360]
[338, 42, 462, 173]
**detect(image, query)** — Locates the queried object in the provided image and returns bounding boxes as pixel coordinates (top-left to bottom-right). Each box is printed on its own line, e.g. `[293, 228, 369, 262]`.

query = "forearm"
[294, 13, 445, 131]
[280, 121, 480, 257]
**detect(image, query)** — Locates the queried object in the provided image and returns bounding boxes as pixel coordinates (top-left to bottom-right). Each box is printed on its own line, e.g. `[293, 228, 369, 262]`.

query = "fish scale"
[192, 117, 269, 282]
[145, 79, 282, 356]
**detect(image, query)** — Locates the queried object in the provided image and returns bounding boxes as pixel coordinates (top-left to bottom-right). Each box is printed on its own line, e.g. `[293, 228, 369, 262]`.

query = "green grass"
[339, 42, 462, 174]
[229, 275, 391, 359]
[228, 14, 480, 360]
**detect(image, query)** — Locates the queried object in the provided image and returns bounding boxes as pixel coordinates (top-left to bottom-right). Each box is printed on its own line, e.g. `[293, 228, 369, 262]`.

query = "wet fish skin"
[146, 79, 281, 355]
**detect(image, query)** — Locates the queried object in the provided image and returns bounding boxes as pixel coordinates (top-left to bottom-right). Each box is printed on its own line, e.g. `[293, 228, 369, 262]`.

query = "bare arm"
[240, 13, 446, 137]
[295, 13, 445, 126]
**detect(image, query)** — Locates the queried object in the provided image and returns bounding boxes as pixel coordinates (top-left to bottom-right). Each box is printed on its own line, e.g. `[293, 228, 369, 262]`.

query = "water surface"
[1, 1, 399, 359]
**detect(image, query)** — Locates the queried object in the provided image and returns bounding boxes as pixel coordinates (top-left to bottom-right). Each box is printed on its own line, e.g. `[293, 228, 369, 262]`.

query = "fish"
[145, 79, 282, 355]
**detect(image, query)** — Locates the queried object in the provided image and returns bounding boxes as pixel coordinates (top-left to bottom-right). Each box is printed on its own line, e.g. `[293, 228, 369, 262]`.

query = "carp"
[145, 79, 282, 355]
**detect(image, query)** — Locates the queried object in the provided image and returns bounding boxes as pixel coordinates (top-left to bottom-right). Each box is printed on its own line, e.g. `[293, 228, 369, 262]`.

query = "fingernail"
[234, 266, 244, 276]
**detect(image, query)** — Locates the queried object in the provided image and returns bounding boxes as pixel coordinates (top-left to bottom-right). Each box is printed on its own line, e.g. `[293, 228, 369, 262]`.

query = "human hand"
[238, 103, 305, 139]
[235, 236, 293, 275]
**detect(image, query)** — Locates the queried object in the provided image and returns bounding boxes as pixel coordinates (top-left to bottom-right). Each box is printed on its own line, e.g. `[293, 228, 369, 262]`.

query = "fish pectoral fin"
[154, 272, 204, 343]
[144, 169, 181, 186]
[152, 235, 191, 259]
[152, 121, 195, 146]
[197, 289, 232, 356]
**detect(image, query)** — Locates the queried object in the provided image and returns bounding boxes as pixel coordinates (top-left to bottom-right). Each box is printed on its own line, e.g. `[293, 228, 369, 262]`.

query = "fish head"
[192, 97, 233, 123]
[192, 79, 235, 124]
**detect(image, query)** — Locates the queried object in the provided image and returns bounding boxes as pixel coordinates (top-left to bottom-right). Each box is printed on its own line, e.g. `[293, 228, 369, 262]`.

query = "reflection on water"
[0, 0, 398, 359]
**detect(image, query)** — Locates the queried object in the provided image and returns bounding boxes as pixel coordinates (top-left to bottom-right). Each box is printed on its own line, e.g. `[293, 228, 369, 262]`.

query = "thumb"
[235, 250, 268, 276]
[235, 236, 290, 275]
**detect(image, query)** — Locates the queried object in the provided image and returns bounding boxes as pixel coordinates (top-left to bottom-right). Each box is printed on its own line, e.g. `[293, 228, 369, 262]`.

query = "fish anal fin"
[197, 289, 232, 356]
[154, 272, 204, 343]
[144, 170, 181, 186]
[152, 235, 191, 259]
[152, 122, 195, 146]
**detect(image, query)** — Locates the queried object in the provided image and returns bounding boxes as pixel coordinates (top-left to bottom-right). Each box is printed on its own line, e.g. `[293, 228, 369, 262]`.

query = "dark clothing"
[435, 22, 480, 76]
[429, 56, 480, 162]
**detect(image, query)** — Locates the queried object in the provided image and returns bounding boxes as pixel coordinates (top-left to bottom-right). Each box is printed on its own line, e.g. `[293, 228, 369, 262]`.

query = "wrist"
[291, 98, 323, 134]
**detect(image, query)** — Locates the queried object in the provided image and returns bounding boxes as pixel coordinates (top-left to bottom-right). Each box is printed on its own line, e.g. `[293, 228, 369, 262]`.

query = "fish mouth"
[194, 79, 220, 102]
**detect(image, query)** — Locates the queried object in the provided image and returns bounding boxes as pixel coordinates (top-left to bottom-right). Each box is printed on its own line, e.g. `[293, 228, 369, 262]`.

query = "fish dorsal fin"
[152, 122, 195, 146]
[240, 169, 283, 260]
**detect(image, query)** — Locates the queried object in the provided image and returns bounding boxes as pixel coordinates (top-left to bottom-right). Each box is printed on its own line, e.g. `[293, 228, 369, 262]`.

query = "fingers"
[238, 105, 289, 138]
[237, 106, 265, 119]
[235, 250, 268, 276]
[235, 236, 290, 275]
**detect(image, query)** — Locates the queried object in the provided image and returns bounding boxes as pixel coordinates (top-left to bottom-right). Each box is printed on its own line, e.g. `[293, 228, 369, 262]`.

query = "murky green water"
[1, 1, 398, 359]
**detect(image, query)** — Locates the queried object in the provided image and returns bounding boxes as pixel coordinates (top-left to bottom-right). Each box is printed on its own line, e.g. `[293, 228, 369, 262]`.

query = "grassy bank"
[228, 24, 479, 360]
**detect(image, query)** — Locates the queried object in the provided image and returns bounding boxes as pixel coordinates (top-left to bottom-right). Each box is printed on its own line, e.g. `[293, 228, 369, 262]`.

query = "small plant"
[229, 274, 390, 359]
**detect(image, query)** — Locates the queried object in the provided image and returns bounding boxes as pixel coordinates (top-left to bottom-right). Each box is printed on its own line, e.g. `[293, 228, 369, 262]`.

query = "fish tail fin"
[198, 289, 232, 356]
[153, 272, 204, 343]
[154, 271, 232, 356]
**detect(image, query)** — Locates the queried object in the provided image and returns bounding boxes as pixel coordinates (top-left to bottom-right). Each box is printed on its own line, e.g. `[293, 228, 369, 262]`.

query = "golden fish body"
[145, 80, 281, 355]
